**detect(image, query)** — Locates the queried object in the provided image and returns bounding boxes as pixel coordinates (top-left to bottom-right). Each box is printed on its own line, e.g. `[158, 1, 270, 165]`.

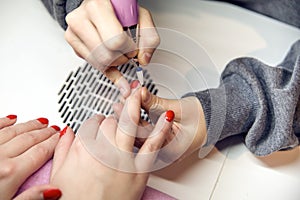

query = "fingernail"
[165, 110, 175, 122]
[141, 52, 152, 65]
[130, 80, 140, 89]
[50, 125, 61, 132]
[6, 114, 17, 120]
[37, 117, 49, 125]
[43, 188, 62, 200]
[59, 125, 68, 138]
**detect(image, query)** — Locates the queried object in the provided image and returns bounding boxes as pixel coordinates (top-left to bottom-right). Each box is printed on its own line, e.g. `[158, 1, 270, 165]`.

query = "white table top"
[1, 0, 299, 199]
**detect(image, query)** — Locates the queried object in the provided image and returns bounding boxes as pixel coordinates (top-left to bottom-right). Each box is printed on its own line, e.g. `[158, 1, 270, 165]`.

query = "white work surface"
[1, 0, 300, 199]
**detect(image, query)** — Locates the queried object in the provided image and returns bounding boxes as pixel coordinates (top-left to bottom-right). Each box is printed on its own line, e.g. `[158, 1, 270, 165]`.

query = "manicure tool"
[111, 0, 144, 85]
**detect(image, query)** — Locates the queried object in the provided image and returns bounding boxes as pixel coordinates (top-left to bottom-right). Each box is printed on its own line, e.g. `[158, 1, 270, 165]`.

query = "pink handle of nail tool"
[110, 0, 138, 27]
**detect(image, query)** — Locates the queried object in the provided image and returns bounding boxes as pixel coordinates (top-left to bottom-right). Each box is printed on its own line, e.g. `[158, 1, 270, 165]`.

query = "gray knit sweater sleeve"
[185, 40, 300, 156]
[41, 0, 83, 29]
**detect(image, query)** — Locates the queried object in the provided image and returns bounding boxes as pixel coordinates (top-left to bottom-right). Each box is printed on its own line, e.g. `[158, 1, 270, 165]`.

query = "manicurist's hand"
[50, 84, 173, 200]
[65, 0, 160, 97]
[0, 115, 61, 200]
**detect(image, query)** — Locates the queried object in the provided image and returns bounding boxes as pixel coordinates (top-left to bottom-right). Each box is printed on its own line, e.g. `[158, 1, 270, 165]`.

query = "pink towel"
[17, 159, 175, 200]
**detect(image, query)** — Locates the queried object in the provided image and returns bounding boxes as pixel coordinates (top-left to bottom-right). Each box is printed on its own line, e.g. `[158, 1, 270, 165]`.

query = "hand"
[65, 0, 160, 97]
[0, 115, 60, 200]
[50, 86, 173, 200]
[140, 87, 208, 162]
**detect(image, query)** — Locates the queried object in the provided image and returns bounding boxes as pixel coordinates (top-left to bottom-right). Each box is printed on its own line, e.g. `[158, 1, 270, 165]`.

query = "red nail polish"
[130, 80, 140, 89]
[60, 125, 68, 138]
[165, 110, 175, 122]
[6, 115, 17, 120]
[37, 117, 49, 125]
[43, 188, 62, 200]
[51, 125, 61, 132]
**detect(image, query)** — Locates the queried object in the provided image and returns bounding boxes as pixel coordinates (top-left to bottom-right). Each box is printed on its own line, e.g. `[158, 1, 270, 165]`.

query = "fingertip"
[165, 110, 175, 122]
[130, 80, 140, 89]
[14, 185, 61, 200]
[6, 114, 17, 120]
[116, 76, 131, 98]
[138, 51, 152, 66]
[59, 125, 68, 138]
[43, 188, 62, 200]
[125, 49, 138, 59]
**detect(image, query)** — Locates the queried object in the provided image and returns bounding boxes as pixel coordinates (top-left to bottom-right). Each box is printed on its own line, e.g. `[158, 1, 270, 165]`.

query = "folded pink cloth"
[18, 159, 175, 200]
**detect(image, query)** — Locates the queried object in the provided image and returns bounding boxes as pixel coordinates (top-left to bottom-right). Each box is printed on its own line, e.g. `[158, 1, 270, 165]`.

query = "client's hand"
[50, 86, 173, 200]
[0, 115, 61, 200]
[140, 86, 208, 162]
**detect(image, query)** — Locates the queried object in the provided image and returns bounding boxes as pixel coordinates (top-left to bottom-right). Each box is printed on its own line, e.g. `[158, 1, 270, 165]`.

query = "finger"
[112, 102, 124, 121]
[1, 126, 59, 157]
[135, 110, 174, 172]
[141, 87, 181, 123]
[137, 7, 160, 66]
[65, 8, 102, 52]
[97, 116, 117, 143]
[14, 133, 59, 185]
[51, 126, 74, 179]
[0, 118, 49, 145]
[87, 0, 136, 54]
[65, 27, 91, 59]
[77, 114, 106, 140]
[116, 85, 142, 151]
[13, 185, 61, 200]
[104, 67, 131, 98]
[0, 114, 17, 129]
[136, 121, 153, 139]
[88, 41, 129, 72]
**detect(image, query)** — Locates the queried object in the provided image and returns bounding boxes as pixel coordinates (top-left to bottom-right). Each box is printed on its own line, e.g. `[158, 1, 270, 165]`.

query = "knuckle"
[101, 54, 115, 66]
[0, 160, 17, 178]
[142, 33, 160, 49]
[85, 0, 100, 14]
[139, 6, 150, 16]
[105, 33, 128, 51]
[129, 114, 139, 124]
[64, 30, 74, 44]
[33, 145, 51, 159]
[26, 132, 40, 143]
[64, 29, 71, 40]
[64, 30, 81, 48]
[65, 12, 77, 26]
[150, 34, 160, 47]
[72, 139, 84, 155]
[145, 142, 159, 152]
[3, 126, 17, 138]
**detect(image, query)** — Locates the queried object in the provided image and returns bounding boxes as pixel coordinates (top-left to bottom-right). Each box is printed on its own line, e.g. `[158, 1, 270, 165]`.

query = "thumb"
[141, 87, 182, 123]
[13, 185, 61, 200]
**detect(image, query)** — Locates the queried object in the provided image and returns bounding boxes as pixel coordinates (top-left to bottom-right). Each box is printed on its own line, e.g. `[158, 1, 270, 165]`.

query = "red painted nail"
[37, 117, 49, 125]
[51, 125, 61, 132]
[59, 125, 68, 138]
[43, 188, 62, 200]
[6, 115, 17, 120]
[130, 80, 140, 89]
[165, 110, 175, 122]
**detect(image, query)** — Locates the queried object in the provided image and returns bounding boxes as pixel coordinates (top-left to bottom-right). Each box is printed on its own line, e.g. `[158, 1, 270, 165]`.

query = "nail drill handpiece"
[111, 0, 143, 85]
